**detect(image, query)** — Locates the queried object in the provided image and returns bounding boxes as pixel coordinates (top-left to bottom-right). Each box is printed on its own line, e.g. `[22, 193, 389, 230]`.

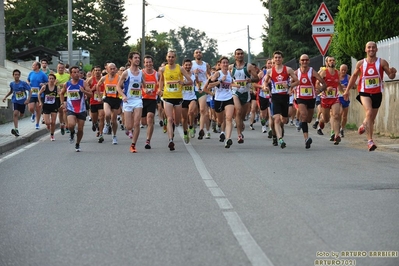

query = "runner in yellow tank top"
[158, 50, 193, 151]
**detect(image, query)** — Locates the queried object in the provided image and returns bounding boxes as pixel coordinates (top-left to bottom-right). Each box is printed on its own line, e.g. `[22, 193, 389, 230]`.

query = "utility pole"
[68, 0, 73, 66]
[247, 25, 251, 64]
[141, 0, 146, 67]
[0, 0, 6, 67]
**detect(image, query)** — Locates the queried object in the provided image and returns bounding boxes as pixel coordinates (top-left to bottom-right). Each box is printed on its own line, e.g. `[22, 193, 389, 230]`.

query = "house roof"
[14, 46, 60, 61]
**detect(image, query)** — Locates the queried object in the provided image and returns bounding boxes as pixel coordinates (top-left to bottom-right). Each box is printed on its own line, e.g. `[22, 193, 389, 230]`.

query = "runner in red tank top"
[343, 41, 397, 151]
[87, 66, 106, 143]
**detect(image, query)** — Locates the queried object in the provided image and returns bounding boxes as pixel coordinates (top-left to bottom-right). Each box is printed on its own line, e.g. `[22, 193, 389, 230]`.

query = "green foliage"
[168, 26, 219, 66]
[260, 0, 339, 62]
[329, 32, 352, 71]
[83, 64, 93, 73]
[336, 0, 399, 60]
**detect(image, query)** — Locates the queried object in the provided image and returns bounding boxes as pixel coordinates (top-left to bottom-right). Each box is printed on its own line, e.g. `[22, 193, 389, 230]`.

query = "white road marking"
[178, 127, 274, 266]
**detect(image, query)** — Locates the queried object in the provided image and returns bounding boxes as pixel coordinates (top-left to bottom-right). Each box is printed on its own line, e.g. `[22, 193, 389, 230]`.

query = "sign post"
[311, 2, 334, 64]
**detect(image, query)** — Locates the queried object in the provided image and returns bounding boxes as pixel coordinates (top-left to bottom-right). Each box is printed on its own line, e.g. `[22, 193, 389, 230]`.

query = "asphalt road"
[1, 122, 398, 266]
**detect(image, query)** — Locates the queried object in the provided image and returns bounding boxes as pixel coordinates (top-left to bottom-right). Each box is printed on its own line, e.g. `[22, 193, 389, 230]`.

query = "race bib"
[129, 89, 141, 97]
[106, 85, 117, 95]
[365, 76, 380, 89]
[183, 85, 193, 92]
[275, 81, 288, 93]
[44, 95, 55, 104]
[221, 82, 230, 90]
[68, 90, 81, 100]
[15, 91, 26, 101]
[235, 79, 247, 87]
[166, 81, 179, 92]
[145, 82, 155, 94]
[31, 87, 39, 96]
[300, 86, 312, 96]
[93, 92, 101, 101]
[326, 88, 337, 98]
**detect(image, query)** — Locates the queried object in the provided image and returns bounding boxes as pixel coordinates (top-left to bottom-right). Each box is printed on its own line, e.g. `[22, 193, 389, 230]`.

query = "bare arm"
[158, 67, 165, 95]
[38, 85, 46, 106]
[381, 59, 397, 79]
[180, 66, 193, 85]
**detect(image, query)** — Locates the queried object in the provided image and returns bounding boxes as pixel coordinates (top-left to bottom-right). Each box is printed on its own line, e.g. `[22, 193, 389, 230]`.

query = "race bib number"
[106, 85, 117, 95]
[275, 82, 287, 93]
[326, 88, 337, 98]
[15, 91, 26, 101]
[68, 90, 81, 100]
[44, 95, 55, 104]
[93, 92, 101, 101]
[183, 85, 193, 92]
[145, 82, 155, 94]
[365, 76, 380, 89]
[221, 82, 230, 90]
[31, 87, 39, 96]
[300, 86, 312, 96]
[129, 89, 141, 97]
[166, 81, 179, 92]
[236, 80, 247, 88]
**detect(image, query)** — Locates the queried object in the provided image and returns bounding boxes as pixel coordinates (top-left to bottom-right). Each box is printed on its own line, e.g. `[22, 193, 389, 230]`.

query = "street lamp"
[141, 8, 164, 66]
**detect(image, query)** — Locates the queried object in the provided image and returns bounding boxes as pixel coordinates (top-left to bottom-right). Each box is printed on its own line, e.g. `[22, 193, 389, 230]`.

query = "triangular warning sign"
[312, 2, 334, 25]
[312, 34, 332, 56]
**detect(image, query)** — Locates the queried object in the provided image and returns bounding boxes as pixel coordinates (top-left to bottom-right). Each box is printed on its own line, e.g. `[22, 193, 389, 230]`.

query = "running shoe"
[219, 132, 225, 142]
[35, 123, 40, 130]
[60, 125, 65, 135]
[211, 120, 217, 133]
[145, 140, 151, 149]
[330, 134, 335, 141]
[112, 136, 118, 145]
[305, 137, 312, 149]
[262, 125, 267, 133]
[107, 125, 112, 135]
[268, 129, 273, 139]
[358, 124, 365, 135]
[290, 120, 295, 126]
[368, 139, 377, 151]
[103, 124, 109, 134]
[66, 129, 70, 134]
[189, 128, 195, 138]
[312, 120, 319, 129]
[140, 124, 144, 128]
[50, 135, 55, 141]
[163, 119, 167, 133]
[317, 129, 324, 135]
[130, 144, 137, 153]
[237, 135, 244, 144]
[279, 138, 286, 149]
[198, 129, 204, 140]
[319, 121, 325, 129]
[92, 123, 97, 132]
[225, 138, 233, 148]
[98, 135, 104, 143]
[69, 137, 74, 144]
[340, 129, 345, 138]
[334, 135, 341, 145]
[249, 124, 255, 130]
[75, 143, 81, 152]
[297, 122, 301, 132]
[184, 134, 189, 144]
[11, 128, 20, 137]
[272, 136, 278, 146]
[31, 114, 35, 122]
[42, 119, 45, 124]
[168, 141, 175, 151]
[159, 120, 163, 127]
[205, 132, 211, 139]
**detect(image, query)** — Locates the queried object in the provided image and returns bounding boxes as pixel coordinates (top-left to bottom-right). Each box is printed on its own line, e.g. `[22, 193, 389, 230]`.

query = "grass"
[345, 123, 357, 130]
[389, 133, 399, 139]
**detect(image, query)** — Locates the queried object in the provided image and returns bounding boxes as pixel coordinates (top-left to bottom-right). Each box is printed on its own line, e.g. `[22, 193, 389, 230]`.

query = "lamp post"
[141, 7, 164, 66]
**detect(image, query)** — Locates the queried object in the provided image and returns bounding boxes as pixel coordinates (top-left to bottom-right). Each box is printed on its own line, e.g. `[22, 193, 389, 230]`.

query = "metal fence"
[377, 36, 399, 81]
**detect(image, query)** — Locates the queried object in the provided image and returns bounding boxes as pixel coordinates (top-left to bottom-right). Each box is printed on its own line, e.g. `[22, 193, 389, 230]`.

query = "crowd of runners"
[2, 41, 396, 152]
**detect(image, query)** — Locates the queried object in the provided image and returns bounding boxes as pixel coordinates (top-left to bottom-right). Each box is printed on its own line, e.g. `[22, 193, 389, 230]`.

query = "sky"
[124, 0, 268, 56]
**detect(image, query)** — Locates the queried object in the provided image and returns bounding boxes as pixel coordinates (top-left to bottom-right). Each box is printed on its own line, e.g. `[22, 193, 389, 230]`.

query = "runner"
[55, 63, 70, 135]
[181, 58, 197, 144]
[204, 56, 235, 148]
[159, 50, 193, 151]
[38, 74, 59, 141]
[191, 49, 211, 140]
[60, 66, 93, 152]
[254, 59, 272, 134]
[229, 48, 259, 144]
[141, 55, 159, 149]
[318, 56, 343, 145]
[343, 41, 397, 151]
[86, 66, 105, 143]
[2, 69, 32, 137]
[338, 64, 352, 137]
[263, 51, 299, 148]
[117, 51, 144, 153]
[27, 61, 48, 129]
[295, 54, 326, 149]
[97, 63, 121, 144]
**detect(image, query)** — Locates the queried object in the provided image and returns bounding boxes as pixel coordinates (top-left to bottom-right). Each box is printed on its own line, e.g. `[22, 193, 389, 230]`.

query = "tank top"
[231, 63, 250, 93]
[270, 66, 290, 95]
[358, 58, 383, 94]
[182, 73, 196, 101]
[89, 76, 104, 105]
[123, 69, 143, 99]
[66, 79, 86, 113]
[163, 64, 183, 99]
[191, 60, 208, 90]
[215, 71, 233, 101]
[142, 69, 158, 100]
[339, 74, 350, 97]
[321, 68, 339, 99]
[103, 74, 119, 98]
[296, 67, 316, 99]
[43, 85, 58, 105]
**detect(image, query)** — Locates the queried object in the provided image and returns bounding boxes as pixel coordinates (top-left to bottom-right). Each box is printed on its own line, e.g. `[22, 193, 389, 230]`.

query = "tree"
[259, 0, 339, 61]
[336, 0, 399, 60]
[168, 26, 219, 66]
[5, 0, 68, 59]
[131, 30, 170, 69]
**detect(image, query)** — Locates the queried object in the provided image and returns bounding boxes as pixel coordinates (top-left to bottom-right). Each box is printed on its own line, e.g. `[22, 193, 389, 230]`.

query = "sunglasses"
[300, 59, 309, 62]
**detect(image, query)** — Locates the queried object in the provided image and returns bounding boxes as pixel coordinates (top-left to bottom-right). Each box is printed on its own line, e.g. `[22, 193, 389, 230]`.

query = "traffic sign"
[312, 2, 334, 56]
[312, 34, 333, 56]
[312, 2, 334, 25]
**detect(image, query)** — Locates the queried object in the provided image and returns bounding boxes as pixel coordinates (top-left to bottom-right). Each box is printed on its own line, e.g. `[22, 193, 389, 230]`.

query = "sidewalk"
[0, 116, 58, 154]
